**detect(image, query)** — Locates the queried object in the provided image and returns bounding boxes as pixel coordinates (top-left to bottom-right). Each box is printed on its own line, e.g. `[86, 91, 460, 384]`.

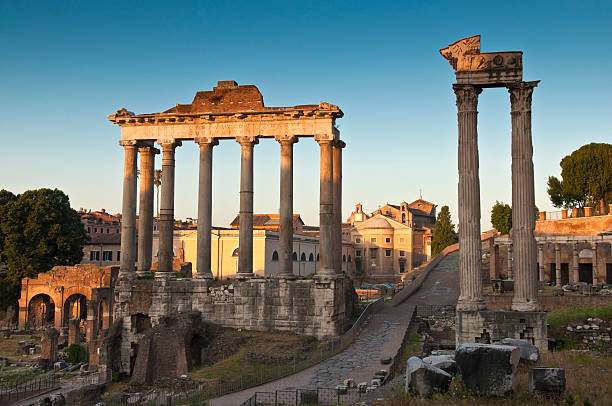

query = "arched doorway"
[63, 294, 87, 327]
[28, 294, 55, 330]
[98, 298, 110, 331]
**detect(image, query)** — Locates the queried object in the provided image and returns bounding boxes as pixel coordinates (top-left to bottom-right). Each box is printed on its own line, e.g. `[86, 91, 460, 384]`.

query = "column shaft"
[592, 243, 598, 285]
[538, 244, 545, 282]
[316, 137, 335, 277]
[454, 84, 485, 311]
[119, 140, 138, 277]
[157, 140, 181, 276]
[137, 146, 158, 275]
[276, 136, 298, 279]
[236, 137, 258, 278]
[196, 138, 218, 279]
[572, 243, 579, 283]
[555, 244, 561, 287]
[489, 243, 499, 280]
[333, 141, 345, 275]
[507, 244, 513, 280]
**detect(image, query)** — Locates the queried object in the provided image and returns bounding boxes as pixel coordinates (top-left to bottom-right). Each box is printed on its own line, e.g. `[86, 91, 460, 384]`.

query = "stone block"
[405, 356, 452, 397]
[423, 354, 456, 374]
[528, 367, 566, 394]
[497, 338, 539, 362]
[455, 343, 520, 395]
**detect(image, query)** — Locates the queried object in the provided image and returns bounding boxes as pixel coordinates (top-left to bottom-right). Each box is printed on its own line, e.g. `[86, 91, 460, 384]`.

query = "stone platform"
[456, 310, 548, 352]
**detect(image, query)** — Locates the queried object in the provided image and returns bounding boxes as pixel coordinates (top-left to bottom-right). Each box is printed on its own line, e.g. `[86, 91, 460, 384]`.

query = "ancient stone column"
[489, 243, 499, 280]
[592, 242, 598, 285]
[195, 138, 218, 279]
[137, 145, 159, 276]
[538, 244, 545, 282]
[119, 140, 138, 278]
[454, 84, 485, 311]
[572, 243, 579, 283]
[41, 328, 58, 363]
[555, 244, 561, 287]
[316, 136, 335, 278]
[507, 243, 513, 280]
[157, 140, 181, 276]
[333, 140, 345, 275]
[509, 81, 539, 311]
[275, 135, 298, 279]
[236, 136, 258, 279]
[68, 319, 80, 346]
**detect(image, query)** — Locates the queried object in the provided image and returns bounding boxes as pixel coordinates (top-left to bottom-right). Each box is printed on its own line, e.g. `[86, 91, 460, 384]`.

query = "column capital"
[274, 134, 299, 145]
[119, 140, 139, 148]
[138, 146, 160, 154]
[195, 137, 219, 147]
[452, 84, 482, 112]
[333, 140, 346, 149]
[236, 136, 259, 146]
[314, 134, 334, 145]
[508, 81, 539, 113]
[157, 139, 182, 149]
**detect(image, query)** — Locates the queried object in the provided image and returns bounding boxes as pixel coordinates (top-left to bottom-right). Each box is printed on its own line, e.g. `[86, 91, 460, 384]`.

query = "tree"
[432, 206, 455, 256]
[0, 189, 88, 309]
[547, 143, 612, 211]
[491, 201, 512, 235]
[154, 169, 162, 218]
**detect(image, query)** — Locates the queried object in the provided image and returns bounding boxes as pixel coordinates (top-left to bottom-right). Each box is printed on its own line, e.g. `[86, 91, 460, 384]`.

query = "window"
[370, 249, 377, 259]
[87, 227, 91, 233]
[106, 228, 110, 233]
[292, 252, 298, 261]
[272, 251, 279, 261]
[355, 237, 361, 244]
[356, 250, 361, 257]
[385, 237, 391, 243]
[342, 255, 346, 262]
[371, 237, 377, 243]
[103, 250, 113, 261]
[400, 250, 405, 257]
[117, 229, 120, 233]
[301, 253, 306, 262]
[117, 251, 121, 261]
[402, 213, 406, 223]
[316, 253, 319, 262]
[309, 253, 314, 262]
[90, 251, 100, 261]
[94, 227, 97, 233]
[385, 249, 392, 257]
[348, 255, 352, 262]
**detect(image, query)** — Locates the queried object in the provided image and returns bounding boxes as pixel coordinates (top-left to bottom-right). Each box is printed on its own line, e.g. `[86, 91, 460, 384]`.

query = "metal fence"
[240, 388, 363, 406]
[0, 374, 59, 406]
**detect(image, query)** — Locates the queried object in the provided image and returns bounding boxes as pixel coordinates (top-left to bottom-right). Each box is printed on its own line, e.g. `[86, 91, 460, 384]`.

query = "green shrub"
[66, 343, 87, 364]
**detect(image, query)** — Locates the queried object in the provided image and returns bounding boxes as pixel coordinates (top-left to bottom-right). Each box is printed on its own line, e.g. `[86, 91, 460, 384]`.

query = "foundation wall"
[486, 294, 612, 311]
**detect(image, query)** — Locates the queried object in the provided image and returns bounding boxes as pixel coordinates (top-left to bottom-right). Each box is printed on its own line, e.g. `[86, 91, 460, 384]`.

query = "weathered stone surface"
[422, 354, 456, 374]
[41, 327, 59, 364]
[455, 343, 520, 395]
[64, 384, 103, 406]
[497, 338, 539, 362]
[529, 367, 566, 394]
[405, 356, 452, 396]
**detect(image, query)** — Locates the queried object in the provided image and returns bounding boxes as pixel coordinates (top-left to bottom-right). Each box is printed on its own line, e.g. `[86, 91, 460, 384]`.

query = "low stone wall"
[485, 294, 612, 311]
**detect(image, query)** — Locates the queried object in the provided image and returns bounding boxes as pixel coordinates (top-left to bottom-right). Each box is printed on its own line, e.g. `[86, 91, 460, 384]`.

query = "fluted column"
[157, 140, 181, 277]
[195, 138, 218, 279]
[538, 244, 545, 282]
[235, 136, 258, 279]
[316, 136, 335, 278]
[509, 81, 539, 311]
[592, 242, 598, 285]
[507, 243, 513, 280]
[333, 140, 345, 275]
[119, 140, 138, 278]
[137, 145, 159, 276]
[572, 243, 579, 283]
[275, 135, 298, 279]
[453, 84, 485, 311]
[555, 244, 561, 287]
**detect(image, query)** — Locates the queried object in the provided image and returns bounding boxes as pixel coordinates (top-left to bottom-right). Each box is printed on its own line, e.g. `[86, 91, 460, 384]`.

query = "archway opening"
[28, 294, 55, 330]
[63, 294, 87, 328]
[98, 298, 110, 331]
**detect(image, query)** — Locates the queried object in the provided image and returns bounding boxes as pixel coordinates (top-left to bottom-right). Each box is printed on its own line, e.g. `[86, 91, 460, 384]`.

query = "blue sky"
[1, 1, 611, 229]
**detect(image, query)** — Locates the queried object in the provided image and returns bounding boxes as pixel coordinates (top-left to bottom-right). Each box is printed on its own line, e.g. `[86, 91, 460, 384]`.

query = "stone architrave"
[235, 136, 258, 279]
[137, 145, 159, 276]
[157, 140, 181, 276]
[119, 140, 138, 278]
[316, 135, 336, 278]
[68, 319, 80, 346]
[333, 140, 345, 275]
[453, 84, 485, 311]
[275, 135, 298, 279]
[509, 81, 539, 312]
[195, 137, 218, 279]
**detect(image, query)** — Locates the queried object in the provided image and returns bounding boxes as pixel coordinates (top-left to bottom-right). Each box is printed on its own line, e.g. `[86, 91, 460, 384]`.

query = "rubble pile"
[561, 317, 612, 351]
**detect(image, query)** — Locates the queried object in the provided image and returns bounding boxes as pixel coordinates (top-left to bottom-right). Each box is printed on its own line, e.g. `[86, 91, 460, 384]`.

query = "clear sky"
[1, 1, 611, 230]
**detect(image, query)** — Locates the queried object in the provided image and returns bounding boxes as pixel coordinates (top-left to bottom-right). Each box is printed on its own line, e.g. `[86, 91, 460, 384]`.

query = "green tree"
[0, 190, 17, 262]
[547, 143, 612, 211]
[491, 201, 512, 235]
[0, 189, 88, 308]
[432, 206, 455, 256]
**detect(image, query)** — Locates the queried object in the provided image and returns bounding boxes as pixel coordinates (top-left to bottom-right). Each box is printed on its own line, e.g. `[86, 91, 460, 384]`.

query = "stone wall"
[486, 294, 612, 311]
[535, 215, 612, 236]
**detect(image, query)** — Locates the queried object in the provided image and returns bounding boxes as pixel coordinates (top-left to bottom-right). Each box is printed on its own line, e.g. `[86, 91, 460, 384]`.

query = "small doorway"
[549, 263, 556, 284]
[579, 263, 593, 284]
[606, 264, 612, 284]
[561, 263, 570, 286]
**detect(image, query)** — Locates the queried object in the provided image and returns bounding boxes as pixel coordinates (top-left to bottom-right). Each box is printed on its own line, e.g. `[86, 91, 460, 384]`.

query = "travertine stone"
[454, 84, 485, 311]
[157, 140, 181, 276]
[68, 318, 80, 346]
[555, 244, 561, 287]
[538, 244, 544, 281]
[119, 141, 138, 278]
[592, 242, 598, 285]
[195, 138, 218, 279]
[333, 141, 345, 275]
[137, 145, 159, 276]
[507, 243, 513, 280]
[41, 327, 59, 363]
[236, 136, 258, 279]
[275, 135, 298, 279]
[509, 81, 539, 312]
[316, 136, 335, 278]
[572, 243, 579, 283]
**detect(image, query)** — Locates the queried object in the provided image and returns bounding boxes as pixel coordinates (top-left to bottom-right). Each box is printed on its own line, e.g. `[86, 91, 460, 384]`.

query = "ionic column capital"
[236, 136, 259, 146]
[452, 84, 482, 112]
[195, 137, 219, 147]
[138, 146, 160, 155]
[274, 135, 299, 145]
[508, 81, 539, 113]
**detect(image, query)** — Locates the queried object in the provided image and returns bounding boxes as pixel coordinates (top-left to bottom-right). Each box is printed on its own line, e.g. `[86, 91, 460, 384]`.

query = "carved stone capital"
[508, 81, 539, 113]
[274, 135, 299, 145]
[314, 134, 334, 144]
[194, 137, 219, 147]
[119, 140, 139, 148]
[138, 146, 160, 155]
[235, 136, 259, 146]
[452, 84, 482, 112]
[157, 139, 182, 151]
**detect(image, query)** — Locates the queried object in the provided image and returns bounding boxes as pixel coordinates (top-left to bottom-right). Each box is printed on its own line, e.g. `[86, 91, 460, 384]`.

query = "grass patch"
[547, 305, 612, 329]
[399, 333, 422, 367]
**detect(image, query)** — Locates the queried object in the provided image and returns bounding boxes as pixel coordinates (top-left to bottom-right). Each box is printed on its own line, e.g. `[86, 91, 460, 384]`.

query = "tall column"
[137, 145, 159, 276]
[275, 135, 298, 279]
[157, 140, 181, 276]
[333, 140, 345, 275]
[538, 243, 545, 282]
[235, 136, 258, 279]
[316, 135, 335, 278]
[119, 140, 138, 278]
[507, 243, 513, 280]
[509, 81, 539, 311]
[453, 84, 485, 311]
[572, 243, 579, 283]
[195, 138, 218, 279]
[592, 242, 598, 285]
[489, 243, 499, 280]
[555, 244, 561, 287]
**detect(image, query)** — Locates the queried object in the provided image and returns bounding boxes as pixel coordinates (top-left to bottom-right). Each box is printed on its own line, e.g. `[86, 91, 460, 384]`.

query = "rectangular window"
[103, 250, 113, 261]
[87, 227, 91, 233]
[385, 249, 392, 257]
[355, 237, 361, 244]
[90, 251, 100, 261]
[385, 237, 391, 243]
[117, 251, 121, 261]
[94, 227, 97, 233]
[356, 250, 361, 257]
[371, 237, 377, 243]
[370, 249, 377, 259]
[106, 228, 110, 233]
[400, 250, 405, 257]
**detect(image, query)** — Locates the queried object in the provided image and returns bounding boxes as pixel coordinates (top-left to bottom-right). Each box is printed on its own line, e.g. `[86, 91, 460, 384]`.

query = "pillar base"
[277, 273, 297, 280]
[456, 309, 548, 352]
[135, 270, 152, 278]
[194, 273, 214, 280]
[154, 271, 174, 280]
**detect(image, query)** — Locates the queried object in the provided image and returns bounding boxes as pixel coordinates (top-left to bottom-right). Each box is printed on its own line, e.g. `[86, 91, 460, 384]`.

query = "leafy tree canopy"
[547, 143, 612, 210]
[432, 206, 456, 256]
[491, 201, 512, 235]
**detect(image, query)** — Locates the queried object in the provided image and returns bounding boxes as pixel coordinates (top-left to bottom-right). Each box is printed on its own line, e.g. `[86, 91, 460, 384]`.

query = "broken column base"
[456, 310, 548, 353]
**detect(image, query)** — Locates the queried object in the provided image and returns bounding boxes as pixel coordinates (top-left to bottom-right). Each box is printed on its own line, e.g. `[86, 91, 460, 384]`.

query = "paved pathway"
[210, 253, 459, 406]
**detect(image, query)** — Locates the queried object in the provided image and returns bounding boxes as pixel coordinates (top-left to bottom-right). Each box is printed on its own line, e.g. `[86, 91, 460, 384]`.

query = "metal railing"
[0, 374, 59, 405]
[240, 387, 363, 406]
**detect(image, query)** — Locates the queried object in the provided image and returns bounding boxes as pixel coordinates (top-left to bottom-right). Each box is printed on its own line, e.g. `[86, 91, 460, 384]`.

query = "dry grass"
[381, 350, 612, 406]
